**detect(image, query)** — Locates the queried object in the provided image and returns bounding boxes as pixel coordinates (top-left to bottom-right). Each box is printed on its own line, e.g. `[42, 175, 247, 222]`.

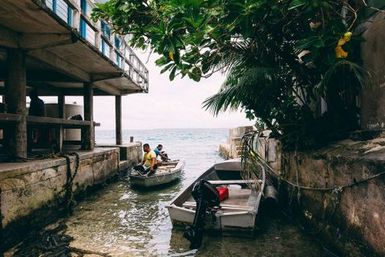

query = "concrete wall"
[255, 136, 385, 256]
[253, 135, 282, 174]
[361, 12, 385, 129]
[101, 142, 143, 172]
[219, 126, 255, 159]
[117, 143, 142, 164]
[0, 148, 114, 228]
[0, 145, 141, 230]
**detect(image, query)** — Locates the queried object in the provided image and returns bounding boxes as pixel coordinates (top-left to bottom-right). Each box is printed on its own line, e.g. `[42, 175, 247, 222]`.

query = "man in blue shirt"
[154, 144, 170, 162]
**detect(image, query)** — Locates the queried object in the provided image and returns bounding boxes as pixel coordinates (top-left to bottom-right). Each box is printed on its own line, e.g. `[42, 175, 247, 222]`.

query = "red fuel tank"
[216, 186, 229, 202]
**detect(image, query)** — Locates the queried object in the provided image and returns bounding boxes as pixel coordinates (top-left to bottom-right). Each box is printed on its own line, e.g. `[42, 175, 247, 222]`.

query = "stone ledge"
[0, 148, 119, 180]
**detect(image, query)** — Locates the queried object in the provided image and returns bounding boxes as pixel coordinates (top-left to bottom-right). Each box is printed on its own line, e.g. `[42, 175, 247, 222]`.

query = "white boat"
[166, 159, 266, 235]
[129, 160, 185, 187]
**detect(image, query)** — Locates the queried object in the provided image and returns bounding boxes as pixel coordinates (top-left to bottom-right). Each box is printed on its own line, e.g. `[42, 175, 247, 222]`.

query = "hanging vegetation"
[92, 0, 380, 149]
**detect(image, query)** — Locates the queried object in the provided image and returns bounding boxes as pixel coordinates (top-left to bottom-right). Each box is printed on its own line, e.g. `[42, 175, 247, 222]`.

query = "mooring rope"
[241, 131, 385, 193]
[59, 152, 80, 215]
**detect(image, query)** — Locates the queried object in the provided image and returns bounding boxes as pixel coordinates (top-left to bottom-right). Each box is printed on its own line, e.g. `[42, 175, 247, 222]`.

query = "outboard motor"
[183, 179, 219, 249]
[262, 181, 279, 216]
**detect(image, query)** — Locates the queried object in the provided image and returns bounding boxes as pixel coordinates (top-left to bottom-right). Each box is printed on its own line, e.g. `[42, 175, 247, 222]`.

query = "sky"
[47, 50, 254, 131]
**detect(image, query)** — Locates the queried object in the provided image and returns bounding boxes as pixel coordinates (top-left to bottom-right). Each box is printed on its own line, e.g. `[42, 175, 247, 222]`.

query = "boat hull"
[167, 204, 257, 234]
[129, 160, 185, 187]
[166, 159, 265, 234]
[130, 169, 182, 187]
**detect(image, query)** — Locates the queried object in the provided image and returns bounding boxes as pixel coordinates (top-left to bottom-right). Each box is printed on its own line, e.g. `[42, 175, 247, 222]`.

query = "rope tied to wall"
[241, 131, 385, 193]
[59, 152, 80, 215]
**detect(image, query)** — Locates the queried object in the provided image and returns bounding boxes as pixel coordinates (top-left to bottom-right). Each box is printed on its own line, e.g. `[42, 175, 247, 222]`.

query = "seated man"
[134, 143, 157, 176]
[29, 89, 45, 116]
[27, 89, 46, 152]
[154, 144, 170, 163]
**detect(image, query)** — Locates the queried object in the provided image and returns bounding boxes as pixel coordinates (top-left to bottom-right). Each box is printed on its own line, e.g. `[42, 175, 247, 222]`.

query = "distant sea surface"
[96, 128, 228, 187]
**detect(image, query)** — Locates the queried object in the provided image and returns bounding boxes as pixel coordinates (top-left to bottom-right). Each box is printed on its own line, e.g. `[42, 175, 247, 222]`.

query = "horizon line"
[95, 126, 255, 131]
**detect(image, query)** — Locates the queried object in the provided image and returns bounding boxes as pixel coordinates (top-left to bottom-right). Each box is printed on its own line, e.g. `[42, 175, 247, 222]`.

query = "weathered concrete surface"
[4, 48, 27, 158]
[361, 12, 385, 130]
[0, 0, 148, 95]
[255, 136, 385, 256]
[219, 126, 255, 159]
[0, 146, 141, 230]
[254, 134, 282, 174]
[99, 142, 142, 165]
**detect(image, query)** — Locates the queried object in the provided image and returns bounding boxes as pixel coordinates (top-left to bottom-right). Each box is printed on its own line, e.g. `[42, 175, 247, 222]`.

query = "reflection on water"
[65, 180, 182, 257]
[7, 129, 332, 256]
[60, 177, 328, 257]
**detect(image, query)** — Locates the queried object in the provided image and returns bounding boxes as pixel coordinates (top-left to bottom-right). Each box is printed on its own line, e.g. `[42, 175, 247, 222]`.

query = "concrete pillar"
[115, 95, 122, 145]
[56, 94, 65, 152]
[58, 94, 65, 118]
[4, 49, 27, 158]
[82, 83, 94, 150]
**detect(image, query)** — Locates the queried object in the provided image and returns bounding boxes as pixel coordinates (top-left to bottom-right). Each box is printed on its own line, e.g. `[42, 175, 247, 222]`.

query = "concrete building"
[0, 0, 149, 156]
[0, 0, 147, 248]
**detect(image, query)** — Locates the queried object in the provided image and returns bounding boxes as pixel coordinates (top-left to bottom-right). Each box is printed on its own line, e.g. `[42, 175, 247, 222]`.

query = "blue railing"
[46, 0, 73, 25]
[44, 0, 149, 92]
[100, 39, 110, 58]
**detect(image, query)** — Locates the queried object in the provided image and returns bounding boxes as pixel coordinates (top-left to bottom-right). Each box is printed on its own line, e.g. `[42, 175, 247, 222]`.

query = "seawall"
[219, 126, 255, 159]
[0, 143, 142, 251]
[253, 134, 385, 256]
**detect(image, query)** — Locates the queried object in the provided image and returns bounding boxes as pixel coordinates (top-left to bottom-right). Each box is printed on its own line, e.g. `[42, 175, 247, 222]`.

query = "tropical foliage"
[93, 0, 377, 149]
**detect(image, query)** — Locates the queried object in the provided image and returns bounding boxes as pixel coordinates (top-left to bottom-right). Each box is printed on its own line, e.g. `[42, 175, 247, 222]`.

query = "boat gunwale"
[129, 160, 185, 180]
[166, 160, 267, 232]
[129, 160, 185, 187]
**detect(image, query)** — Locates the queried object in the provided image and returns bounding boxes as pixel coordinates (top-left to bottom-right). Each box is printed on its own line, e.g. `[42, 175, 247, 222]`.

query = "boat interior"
[174, 165, 262, 212]
[131, 160, 180, 176]
[156, 161, 179, 174]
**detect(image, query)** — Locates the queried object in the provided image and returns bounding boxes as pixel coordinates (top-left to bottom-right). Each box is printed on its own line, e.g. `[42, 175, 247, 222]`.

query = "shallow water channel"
[7, 129, 336, 256]
[9, 174, 334, 257]
[67, 177, 335, 257]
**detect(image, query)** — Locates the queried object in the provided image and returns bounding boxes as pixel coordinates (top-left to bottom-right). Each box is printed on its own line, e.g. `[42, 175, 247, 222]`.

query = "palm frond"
[203, 66, 277, 115]
[316, 60, 370, 95]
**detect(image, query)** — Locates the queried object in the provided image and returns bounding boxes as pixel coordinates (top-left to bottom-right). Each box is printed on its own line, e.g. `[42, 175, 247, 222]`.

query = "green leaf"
[169, 66, 177, 80]
[189, 67, 201, 81]
[288, 0, 306, 10]
[155, 56, 169, 66]
[296, 36, 325, 50]
[160, 63, 174, 74]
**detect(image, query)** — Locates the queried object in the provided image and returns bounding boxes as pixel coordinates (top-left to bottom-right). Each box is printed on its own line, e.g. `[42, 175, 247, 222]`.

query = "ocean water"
[96, 128, 228, 187]
[60, 128, 326, 256]
[8, 128, 330, 257]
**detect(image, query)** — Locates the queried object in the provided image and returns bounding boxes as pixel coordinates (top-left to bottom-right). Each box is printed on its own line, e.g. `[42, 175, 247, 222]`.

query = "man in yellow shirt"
[133, 143, 158, 176]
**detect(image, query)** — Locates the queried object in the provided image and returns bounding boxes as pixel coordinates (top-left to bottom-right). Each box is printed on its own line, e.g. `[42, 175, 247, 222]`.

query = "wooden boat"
[129, 160, 185, 187]
[166, 159, 266, 235]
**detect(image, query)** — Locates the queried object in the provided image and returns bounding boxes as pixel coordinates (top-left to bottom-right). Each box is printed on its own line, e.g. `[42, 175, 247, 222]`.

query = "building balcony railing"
[44, 0, 149, 93]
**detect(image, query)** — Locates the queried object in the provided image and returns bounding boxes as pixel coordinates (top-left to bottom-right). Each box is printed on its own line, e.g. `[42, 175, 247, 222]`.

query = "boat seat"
[183, 186, 257, 211]
[207, 179, 261, 185]
[182, 201, 254, 211]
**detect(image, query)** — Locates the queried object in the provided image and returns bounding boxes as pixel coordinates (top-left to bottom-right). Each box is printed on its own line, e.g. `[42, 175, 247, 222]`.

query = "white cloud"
[92, 50, 254, 130]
